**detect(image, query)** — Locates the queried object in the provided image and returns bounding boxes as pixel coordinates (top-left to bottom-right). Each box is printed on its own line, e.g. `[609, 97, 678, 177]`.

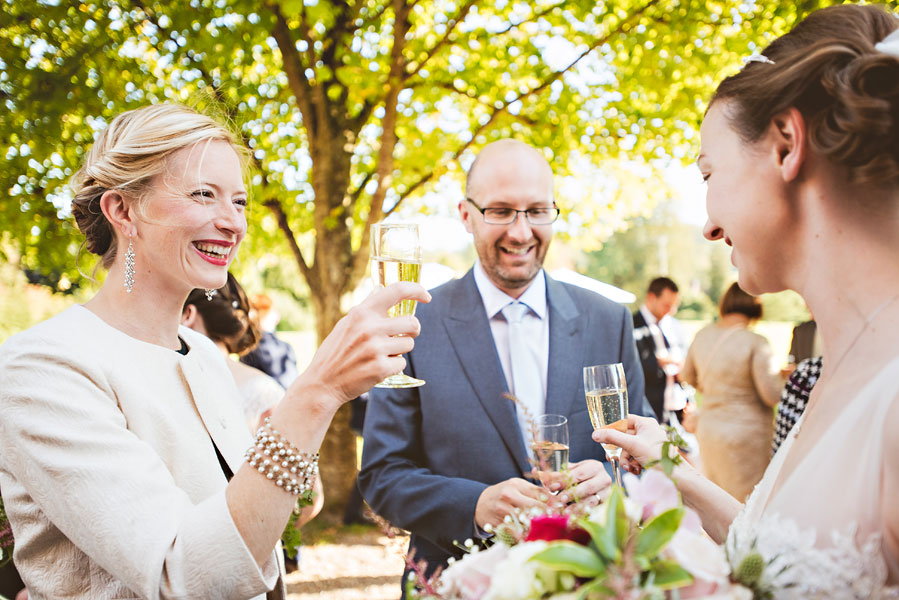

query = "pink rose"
[623, 470, 679, 522]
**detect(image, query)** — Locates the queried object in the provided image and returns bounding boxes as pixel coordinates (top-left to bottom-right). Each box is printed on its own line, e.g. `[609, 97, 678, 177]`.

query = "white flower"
[666, 527, 731, 584]
[483, 541, 552, 600]
[438, 543, 510, 600]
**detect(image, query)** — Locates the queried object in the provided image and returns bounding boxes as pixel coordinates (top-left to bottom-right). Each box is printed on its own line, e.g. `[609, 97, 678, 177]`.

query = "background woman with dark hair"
[680, 282, 783, 500]
[182, 273, 276, 431]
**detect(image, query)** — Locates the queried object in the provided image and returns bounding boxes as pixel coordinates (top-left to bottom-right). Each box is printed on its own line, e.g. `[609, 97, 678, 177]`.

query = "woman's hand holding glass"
[590, 414, 673, 476]
[292, 282, 431, 408]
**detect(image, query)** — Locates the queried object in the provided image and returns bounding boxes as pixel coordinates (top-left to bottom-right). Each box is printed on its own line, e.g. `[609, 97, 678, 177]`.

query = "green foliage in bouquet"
[0, 495, 13, 568]
[530, 487, 692, 598]
[280, 490, 316, 560]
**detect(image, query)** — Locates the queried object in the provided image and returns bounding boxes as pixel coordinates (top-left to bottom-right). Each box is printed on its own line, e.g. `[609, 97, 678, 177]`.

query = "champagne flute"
[370, 222, 425, 388]
[583, 363, 628, 487]
[531, 414, 570, 474]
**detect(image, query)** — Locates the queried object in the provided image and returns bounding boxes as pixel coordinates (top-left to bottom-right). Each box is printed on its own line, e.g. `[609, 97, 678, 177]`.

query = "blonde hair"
[70, 103, 246, 268]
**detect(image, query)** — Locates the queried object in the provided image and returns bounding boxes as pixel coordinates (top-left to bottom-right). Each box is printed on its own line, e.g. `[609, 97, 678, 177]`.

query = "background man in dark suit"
[358, 139, 652, 586]
[633, 276, 681, 421]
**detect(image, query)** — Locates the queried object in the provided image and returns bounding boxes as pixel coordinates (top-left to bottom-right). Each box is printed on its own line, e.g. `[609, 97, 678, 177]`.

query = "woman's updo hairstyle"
[711, 4, 899, 186]
[70, 104, 244, 268]
[184, 272, 261, 355]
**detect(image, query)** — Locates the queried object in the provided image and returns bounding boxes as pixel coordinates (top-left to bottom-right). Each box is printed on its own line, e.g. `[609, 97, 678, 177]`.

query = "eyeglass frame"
[465, 197, 560, 225]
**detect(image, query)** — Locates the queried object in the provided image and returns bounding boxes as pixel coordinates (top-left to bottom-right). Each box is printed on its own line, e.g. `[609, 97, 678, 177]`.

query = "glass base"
[374, 373, 425, 388]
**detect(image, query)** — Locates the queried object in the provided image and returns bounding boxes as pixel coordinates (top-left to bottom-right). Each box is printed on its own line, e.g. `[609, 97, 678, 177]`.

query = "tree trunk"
[304, 135, 363, 516]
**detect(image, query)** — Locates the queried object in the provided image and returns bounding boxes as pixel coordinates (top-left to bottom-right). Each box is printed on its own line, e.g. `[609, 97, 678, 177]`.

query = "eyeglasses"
[465, 198, 560, 225]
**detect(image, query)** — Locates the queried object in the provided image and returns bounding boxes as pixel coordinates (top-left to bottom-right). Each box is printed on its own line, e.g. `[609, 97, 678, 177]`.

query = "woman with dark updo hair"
[182, 272, 271, 430]
[594, 4, 899, 595]
[0, 103, 429, 598]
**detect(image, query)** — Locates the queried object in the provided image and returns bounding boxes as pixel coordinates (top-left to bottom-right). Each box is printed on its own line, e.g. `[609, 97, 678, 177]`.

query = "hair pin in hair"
[743, 54, 775, 65]
[205, 289, 217, 301]
[232, 300, 239, 309]
[875, 29, 899, 58]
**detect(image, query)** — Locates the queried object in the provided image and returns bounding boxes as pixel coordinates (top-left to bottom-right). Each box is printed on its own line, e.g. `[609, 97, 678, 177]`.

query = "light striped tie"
[502, 301, 545, 451]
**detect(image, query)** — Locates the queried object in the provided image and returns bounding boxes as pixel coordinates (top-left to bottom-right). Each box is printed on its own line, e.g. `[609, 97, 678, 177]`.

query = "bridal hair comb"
[743, 54, 775, 65]
[875, 29, 899, 58]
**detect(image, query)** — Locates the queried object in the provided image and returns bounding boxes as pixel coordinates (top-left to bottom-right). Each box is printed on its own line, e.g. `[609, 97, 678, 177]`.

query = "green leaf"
[635, 507, 684, 559]
[529, 541, 606, 578]
[648, 559, 694, 590]
[576, 578, 615, 600]
[588, 487, 627, 561]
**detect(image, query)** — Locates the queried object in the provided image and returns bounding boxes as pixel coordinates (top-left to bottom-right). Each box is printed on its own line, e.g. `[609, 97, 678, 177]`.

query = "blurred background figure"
[681, 282, 783, 501]
[633, 277, 686, 422]
[182, 274, 281, 431]
[240, 293, 300, 389]
[773, 356, 823, 456]
[788, 317, 820, 365]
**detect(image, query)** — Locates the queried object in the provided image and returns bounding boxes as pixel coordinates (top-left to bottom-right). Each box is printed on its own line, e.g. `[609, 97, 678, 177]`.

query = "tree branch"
[403, 0, 479, 81]
[347, 0, 392, 34]
[350, 0, 410, 284]
[349, 169, 374, 204]
[269, 4, 318, 140]
[263, 198, 314, 283]
[487, 1, 563, 37]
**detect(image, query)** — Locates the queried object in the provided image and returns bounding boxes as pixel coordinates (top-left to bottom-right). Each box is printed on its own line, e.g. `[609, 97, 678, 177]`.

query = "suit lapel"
[442, 271, 531, 473]
[544, 276, 585, 418]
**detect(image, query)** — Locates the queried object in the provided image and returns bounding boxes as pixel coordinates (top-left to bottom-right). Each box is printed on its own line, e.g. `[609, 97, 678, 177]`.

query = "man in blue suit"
[358, 140, 652, 587]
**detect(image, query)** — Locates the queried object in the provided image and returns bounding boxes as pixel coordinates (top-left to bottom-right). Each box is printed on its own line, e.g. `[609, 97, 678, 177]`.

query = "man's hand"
[555, 460, 612, 507]
[474, 477, 547, 530]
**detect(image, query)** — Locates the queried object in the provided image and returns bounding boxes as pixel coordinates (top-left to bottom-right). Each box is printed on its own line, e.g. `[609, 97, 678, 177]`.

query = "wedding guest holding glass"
[680, 282, 783, 501]
[359, 139, 654, 586]
[594, 5, 899, 594]
[0, 103, 429, 599]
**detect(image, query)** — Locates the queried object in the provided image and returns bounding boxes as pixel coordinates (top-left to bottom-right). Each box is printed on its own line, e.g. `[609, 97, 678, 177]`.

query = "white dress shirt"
[473, 262, 549, 417]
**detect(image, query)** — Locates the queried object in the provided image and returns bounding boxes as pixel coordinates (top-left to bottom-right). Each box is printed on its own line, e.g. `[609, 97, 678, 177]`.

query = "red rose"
[525, 515, 590, 546]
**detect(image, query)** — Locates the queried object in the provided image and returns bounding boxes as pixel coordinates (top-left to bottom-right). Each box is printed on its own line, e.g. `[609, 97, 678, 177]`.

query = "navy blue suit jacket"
[358, 269, 650, 572]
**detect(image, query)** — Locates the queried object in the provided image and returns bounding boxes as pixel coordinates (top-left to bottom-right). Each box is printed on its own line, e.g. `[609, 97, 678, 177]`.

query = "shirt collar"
[639, 304, 659, 326]
[473, 261, 547, 320]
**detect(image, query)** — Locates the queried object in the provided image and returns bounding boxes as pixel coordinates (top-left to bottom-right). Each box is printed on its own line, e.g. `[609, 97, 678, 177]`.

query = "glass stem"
[611, 457, 623, 487]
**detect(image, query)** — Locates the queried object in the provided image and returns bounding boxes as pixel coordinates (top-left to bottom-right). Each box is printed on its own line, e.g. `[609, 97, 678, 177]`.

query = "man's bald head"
[465, 139, 554, 200]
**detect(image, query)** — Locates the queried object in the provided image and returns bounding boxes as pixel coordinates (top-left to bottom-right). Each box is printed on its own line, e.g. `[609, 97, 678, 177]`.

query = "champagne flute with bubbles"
[584, 363, 628, 487]
[531, 414, 569, 482]
[371, 223, 425, 388]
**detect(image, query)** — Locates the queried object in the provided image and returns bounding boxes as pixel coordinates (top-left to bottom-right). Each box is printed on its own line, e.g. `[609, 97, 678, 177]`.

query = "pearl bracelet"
[245, 417, 319, 497]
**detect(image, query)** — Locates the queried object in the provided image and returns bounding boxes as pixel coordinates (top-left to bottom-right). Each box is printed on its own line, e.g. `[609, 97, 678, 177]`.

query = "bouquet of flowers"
[407, 468, 762, 600]
[0, 495, 13, 568]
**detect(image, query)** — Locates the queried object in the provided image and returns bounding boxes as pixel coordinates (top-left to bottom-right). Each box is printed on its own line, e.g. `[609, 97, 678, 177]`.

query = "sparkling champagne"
[372, 257, 421, 317]
[531, 440, 569, 472]
[585, 388, 629, 459]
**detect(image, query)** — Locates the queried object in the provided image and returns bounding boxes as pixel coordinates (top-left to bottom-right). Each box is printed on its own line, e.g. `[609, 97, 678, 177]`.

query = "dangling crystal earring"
[124, 238, 135, 293]
[205, 289, 216, 301]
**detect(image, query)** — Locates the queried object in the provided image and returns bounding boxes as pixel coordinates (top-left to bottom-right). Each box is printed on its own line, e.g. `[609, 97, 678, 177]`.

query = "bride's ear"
[770, 107, 807, 183]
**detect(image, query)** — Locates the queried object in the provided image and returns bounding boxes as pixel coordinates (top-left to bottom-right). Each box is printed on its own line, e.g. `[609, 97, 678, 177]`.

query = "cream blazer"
[0, 306, 285, 599]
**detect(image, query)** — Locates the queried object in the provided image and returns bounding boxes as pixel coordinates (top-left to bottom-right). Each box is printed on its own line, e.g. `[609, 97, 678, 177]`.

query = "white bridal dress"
[726, 355, 899, 598]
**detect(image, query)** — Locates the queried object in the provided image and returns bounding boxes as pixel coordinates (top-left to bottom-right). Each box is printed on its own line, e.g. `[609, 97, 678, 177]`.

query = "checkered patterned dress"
[772, 356, 823, 455]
